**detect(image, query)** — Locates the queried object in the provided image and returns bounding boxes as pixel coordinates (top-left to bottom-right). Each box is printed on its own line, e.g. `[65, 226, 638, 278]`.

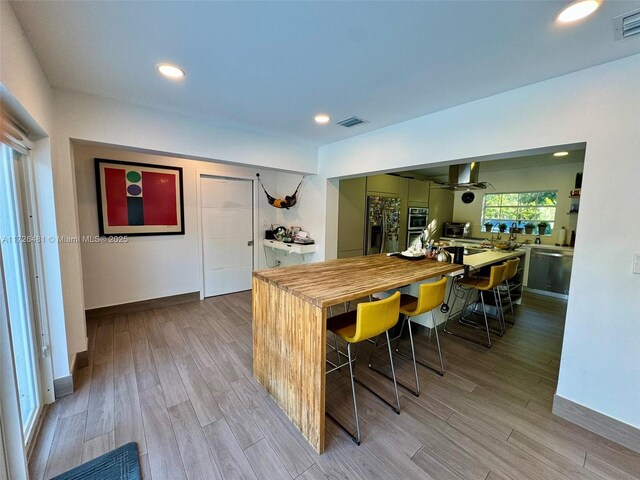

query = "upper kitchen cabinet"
[337, 177, 367, 258]
[366, 174, 401, 196]
[408, 178, 430, 206]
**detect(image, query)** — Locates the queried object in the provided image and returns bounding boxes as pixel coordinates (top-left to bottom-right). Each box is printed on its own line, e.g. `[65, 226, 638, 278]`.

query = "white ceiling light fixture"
[557, 0, 601, 23]
[314, 114, 331, 124]
[553, 151, 569, 157]
[157, 63, 185, 79]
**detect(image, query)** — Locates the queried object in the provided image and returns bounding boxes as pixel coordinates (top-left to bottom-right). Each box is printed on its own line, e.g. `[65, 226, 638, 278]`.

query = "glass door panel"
[0, 143, 41, 441]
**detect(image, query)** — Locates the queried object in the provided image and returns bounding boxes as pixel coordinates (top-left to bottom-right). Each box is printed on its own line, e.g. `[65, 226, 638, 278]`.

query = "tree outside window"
[482, 191, 557, 234]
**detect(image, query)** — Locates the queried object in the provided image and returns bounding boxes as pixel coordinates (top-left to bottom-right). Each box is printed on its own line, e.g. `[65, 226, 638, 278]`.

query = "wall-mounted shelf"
[568, 191, 580, 215]
[263, 239, 316, 255]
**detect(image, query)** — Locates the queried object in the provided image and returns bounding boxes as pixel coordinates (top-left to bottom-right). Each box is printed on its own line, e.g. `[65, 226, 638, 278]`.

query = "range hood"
[434, 162, 490, 190]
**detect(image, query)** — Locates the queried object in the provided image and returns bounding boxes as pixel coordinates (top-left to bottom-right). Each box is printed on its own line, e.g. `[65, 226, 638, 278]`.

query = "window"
[0, 143, 42, 443]
[482, 191, 557, 234]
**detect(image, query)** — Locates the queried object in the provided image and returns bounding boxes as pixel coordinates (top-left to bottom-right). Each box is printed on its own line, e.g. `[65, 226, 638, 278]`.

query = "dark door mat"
[51, 442, 140, 480]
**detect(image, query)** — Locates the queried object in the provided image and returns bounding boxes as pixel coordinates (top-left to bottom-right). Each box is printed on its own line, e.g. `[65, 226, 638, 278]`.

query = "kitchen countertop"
[462, 249, 525, 270]
[440, 236, 574, 253]
[253, 253, 462, 308]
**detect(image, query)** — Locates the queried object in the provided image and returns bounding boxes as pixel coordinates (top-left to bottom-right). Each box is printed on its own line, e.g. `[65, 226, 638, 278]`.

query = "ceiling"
[396, 148, 586, 182]
[11, 1, 640, 146]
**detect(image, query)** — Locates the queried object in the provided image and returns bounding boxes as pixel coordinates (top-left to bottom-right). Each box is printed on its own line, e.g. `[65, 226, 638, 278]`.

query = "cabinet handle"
[533, 252, 565, 258]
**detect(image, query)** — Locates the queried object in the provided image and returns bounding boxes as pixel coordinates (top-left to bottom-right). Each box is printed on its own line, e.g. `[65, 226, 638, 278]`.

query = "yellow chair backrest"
[486, 263, 508, 289]
[503, 258, 520, 281]
[352, 291, 401, 343]
[414, 277, 447, 315]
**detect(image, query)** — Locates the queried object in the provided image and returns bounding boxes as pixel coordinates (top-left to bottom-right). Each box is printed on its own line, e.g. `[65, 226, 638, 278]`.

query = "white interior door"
[201, 176, 253, 297]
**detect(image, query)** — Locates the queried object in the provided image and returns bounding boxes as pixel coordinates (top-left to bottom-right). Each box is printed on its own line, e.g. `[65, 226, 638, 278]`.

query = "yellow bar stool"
[444, 263, 507, 348]
[326, 291, 401, 445]
[394, 277, 448, 396]
[499, 258, 520, 325]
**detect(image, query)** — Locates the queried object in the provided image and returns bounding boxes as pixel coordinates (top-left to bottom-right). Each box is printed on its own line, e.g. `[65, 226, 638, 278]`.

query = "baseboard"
[85, 291, 200, 318]
[54, 350, 89, 399]
[53, 375, 73, 399]
[73, 350, 89, 390]
[75, 350, 89, 370]
[553, 394, 640, 454]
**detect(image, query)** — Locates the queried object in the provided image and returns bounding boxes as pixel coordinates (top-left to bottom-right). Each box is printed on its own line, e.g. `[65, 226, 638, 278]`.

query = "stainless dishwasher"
[527, 249, 573, 298]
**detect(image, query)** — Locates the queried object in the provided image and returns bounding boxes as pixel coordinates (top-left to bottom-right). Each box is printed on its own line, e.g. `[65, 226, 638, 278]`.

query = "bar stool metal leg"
[429, 311, 445, 375]
[444, 282, 492, 348]
[479, 291, 492, 347]
[366, 332, 407, 406]
[406, 318, 420, 395]
[487, 289, 504, 336]
[396, 312, 444, 393]
[347, 342, 361, 444]
[504, 279, 515, 324]
[384, 331, 401, 414]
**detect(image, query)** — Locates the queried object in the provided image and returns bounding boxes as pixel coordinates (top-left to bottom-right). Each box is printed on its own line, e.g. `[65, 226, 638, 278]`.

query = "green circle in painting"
[126, 171, 141, 182]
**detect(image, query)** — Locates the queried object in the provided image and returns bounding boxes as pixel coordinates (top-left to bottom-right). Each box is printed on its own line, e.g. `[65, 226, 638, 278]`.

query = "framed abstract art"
[94, 158, 185, 236]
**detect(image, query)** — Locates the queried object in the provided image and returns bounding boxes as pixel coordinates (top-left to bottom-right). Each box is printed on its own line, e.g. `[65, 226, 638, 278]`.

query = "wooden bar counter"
[252, 254, 461, 453]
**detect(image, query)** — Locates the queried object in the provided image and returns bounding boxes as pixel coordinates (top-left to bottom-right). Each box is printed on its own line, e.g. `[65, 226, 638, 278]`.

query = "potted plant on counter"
[484, 221, 493, 233]
[524, 222, 535, 234]
[537, 221, 549, 235]
[498, 223, 507, 233]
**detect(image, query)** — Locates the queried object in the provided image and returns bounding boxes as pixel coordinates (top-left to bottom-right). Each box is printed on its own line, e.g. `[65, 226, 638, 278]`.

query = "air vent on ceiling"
[614, 8, 640, 39]
[336, 116, 369, 128]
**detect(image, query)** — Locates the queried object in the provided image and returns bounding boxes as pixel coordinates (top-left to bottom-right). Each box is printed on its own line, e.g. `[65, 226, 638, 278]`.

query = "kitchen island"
[252, 254, 461, 453]
[393, 249, 526, 328]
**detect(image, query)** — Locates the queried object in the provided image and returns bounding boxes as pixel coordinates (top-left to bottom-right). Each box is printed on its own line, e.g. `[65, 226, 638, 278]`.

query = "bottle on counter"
[555, 226, 566, 246]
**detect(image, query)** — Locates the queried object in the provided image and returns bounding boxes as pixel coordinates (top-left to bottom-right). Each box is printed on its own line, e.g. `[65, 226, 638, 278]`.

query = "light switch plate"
[634, 253, 640, 274]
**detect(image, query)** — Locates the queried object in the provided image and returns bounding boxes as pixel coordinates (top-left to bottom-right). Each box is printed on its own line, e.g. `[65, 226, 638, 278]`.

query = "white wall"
[1, 0, 68, 381]
[74, 143, 293, 308]
[54, 89, 318, 369]
[452, 161, 584, 243]
[271, 174, 332, 266]
[0, 0, 51, 133]
[318, 54, 640, 429]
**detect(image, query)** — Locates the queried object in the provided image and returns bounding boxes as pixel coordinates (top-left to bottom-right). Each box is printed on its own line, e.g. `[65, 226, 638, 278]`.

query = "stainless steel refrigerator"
[365, 196, 401, 254]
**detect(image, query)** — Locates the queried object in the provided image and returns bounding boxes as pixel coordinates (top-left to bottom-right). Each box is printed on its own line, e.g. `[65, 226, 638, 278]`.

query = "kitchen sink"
[445, 247, 487, 256]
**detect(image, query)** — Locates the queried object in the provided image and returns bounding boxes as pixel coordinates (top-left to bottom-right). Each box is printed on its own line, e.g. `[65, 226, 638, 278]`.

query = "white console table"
[262, 239, 316, 263]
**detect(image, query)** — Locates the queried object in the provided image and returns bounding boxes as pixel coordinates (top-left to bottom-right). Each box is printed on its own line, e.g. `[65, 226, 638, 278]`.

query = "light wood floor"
[29, 291, 640, 480]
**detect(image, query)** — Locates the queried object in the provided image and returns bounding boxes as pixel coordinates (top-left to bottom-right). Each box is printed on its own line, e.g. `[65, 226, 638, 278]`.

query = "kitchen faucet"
[509, 222, 518, 241]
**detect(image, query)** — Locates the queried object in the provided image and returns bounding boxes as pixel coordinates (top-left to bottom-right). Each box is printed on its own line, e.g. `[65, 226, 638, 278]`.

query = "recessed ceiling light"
[557, 0, 601, 23]
[314, 114, 331, 124]
[157, 64, 185, 79]
[554, 151, 569, 157]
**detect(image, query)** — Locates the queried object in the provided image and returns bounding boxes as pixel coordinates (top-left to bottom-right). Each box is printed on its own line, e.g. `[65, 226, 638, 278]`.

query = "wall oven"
[407, 207, 428, 248]
[407, 207, 428, 230]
